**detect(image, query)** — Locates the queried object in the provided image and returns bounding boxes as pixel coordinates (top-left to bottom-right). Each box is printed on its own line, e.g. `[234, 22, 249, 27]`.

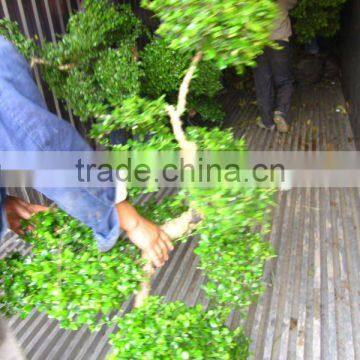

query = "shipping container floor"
[1, 78, 360, 360]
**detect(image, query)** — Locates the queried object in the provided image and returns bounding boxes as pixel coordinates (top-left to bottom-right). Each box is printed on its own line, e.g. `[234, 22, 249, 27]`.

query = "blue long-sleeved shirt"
[0, 36, 121, 251]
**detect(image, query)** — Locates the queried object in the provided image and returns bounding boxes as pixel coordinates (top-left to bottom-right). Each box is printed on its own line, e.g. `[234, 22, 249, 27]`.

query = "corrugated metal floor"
[226, 79, 360, 360]
[1, 79, 360, 360]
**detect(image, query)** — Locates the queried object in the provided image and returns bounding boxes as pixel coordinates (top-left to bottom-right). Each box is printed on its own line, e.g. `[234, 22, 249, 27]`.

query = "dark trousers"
[253, 40, 294, 126]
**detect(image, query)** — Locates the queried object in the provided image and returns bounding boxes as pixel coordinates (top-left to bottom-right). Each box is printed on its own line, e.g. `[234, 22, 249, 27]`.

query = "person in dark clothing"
[253, 0, 297, 133]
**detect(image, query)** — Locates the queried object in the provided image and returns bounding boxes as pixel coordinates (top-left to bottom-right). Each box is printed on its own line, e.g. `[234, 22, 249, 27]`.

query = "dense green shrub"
[89, 96, 169, 146]
[0, 18, 36, 59]
[188, 187, 275, 309]
[291, 0, 347, 43]
[42, 0, 142, 65]
[38, 1, 142, 121]
[108, 296, 249, 360]
[94, 47, 141, 107]
[0, 1, 226, 125]
[0, 210, 143, 330]
[140, 38, 224, 121]
[188, 96, 226, 124]
[142, 0, 278, 72]
[141, 40, 224, 99]
[141, 38, 191, 99]
[135, 194, 189, 225]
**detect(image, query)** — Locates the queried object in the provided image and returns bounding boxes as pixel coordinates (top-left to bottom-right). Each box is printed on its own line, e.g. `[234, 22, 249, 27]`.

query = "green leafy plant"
[108, 296, 249, 360]
[39, 1, 143, 121]
[291, 0, 347, 43]
[0, 1, 226, 125]
[141, 38, 224, 122]
[141, 38, 224, 98]
[94, 47, 141, 107]
[0, 18, 36, 59]
[0, 0, 279, 358]
[188, 96, 226, 123]
[0, 210, 143, 330]
[89, 96, 169, 146]
[141, 38, 192, 99]
[142, 0, 278, 72]
[188, 187, 275, 309]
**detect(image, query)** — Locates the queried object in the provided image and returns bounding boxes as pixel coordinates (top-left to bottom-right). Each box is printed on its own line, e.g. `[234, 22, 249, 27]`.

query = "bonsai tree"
[0, 0, 278, 357]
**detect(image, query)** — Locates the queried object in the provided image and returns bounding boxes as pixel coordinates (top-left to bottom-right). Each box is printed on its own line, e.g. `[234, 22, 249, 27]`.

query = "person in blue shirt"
[0, 36, 173, 268]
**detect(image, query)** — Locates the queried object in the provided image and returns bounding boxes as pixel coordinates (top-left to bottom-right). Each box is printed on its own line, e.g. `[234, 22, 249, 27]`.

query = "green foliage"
[140, 38, 224, 122]
[141, 38, 223, 98]
[90, 96, 169, 146]
[39, 0, 143, 121]
[135, 195, 189, 226]
[188, 187, 275, 310]
[291, 0, 347, 43]
[0, 18, 36, 60]
[109, 126, 244, 151]
[192, 61, 224, 98]
[94, 47, 141, 107]
[57, 68, 100, 120]
[142, 0, 278, 72]
[187, 126, 245, 150]
[0, 253, 31, 317]
[2, 0, 226, 130]
[108, 296, 248, 360]
[0, 210, 143, 330]
[47, 0, 142, 64]
[188, 96, 226, 122]
[141, 38, 189, 98]
[170, 125, 274, 311]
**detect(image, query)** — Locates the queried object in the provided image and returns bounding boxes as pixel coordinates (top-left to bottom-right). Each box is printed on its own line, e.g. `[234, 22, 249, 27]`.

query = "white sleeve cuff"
[115, 170, 128, 204]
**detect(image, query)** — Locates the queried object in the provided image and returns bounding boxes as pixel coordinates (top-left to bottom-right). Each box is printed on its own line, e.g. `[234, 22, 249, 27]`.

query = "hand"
[126, 216, 174, 268]
[116, 201, 174, 268]
[4, 196, 48, 235]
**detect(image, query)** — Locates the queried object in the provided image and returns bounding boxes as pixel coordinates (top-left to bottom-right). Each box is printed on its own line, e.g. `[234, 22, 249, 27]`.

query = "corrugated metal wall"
[341, 0, 360, 149]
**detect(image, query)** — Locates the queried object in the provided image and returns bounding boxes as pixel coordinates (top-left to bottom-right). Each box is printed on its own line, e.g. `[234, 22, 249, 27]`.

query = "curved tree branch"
[134, 209, 203, 308]
[30, 57, 75, 71]
[177, 51, 202, 116]
[166, 51, 202, 154]
[134, 51, 204, 309]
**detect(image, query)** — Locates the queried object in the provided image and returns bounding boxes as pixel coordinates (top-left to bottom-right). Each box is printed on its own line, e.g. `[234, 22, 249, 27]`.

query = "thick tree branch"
[134, 52, 204, 309]
[177, 51, 202, 116]
[134, 209, 202, 308]
[160, 209, 202, 240]
[133, 254, 155, 308]
[166, 105, 197, 153]
[166, 51, 202, 153]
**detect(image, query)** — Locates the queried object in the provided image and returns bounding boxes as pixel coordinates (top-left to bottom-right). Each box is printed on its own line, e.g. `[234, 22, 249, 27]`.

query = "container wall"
[341, 0, 360, 149]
